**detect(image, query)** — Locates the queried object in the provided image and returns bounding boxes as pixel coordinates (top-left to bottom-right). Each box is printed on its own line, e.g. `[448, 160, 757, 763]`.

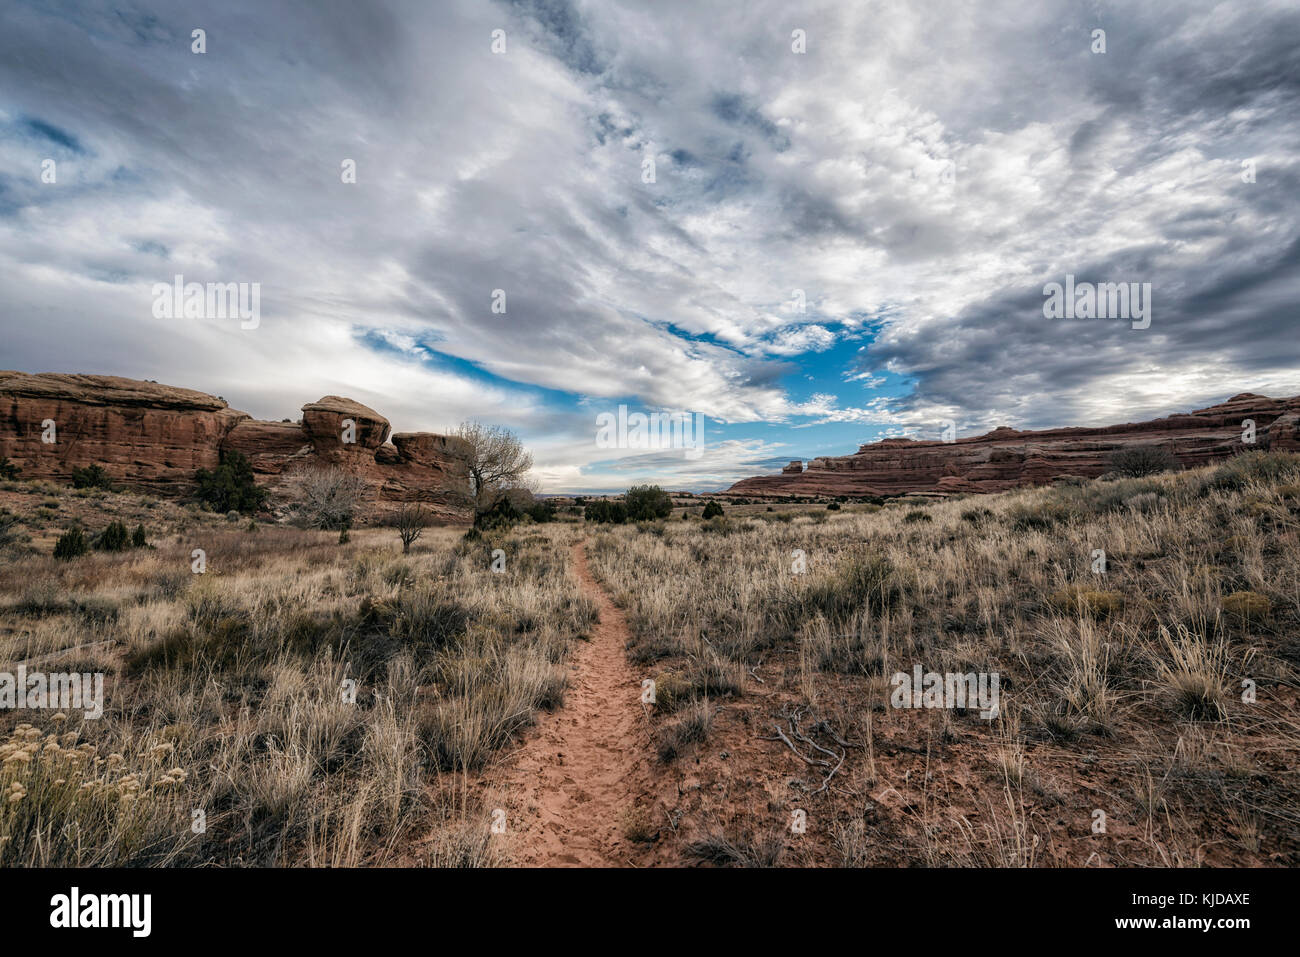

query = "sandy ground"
[477, 540, 669, 866]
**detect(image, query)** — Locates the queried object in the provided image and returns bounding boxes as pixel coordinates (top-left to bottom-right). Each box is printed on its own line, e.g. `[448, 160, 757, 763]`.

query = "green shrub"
[194, 451, 267, 514]
[625, 485, 673, 521]
[0, 510, 18, 548]
[702, 500, 724, 519]
[524, 500, 556, 523]
[584, 499, 627, 524]
[131, 524, 148, 548]
[826, 501, 841, 511]
[474, 496, 522, 530]
[71, 464, 113, 490]
[93, 521, 130, 552]
[53, 526, 89, 560]
[0, 457, 20, 480]
[903, 509, 931, 523]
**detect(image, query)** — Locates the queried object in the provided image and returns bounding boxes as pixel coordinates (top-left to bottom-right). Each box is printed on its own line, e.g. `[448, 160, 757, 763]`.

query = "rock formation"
[0, 372, 472, 523]
[727, 393, 1300, 500]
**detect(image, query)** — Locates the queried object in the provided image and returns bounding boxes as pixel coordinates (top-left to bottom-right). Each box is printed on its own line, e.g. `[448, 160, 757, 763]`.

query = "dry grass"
[0, 486, 594, 866]
[3, 451, 1299, 867]
[588, 451, 1300, 867]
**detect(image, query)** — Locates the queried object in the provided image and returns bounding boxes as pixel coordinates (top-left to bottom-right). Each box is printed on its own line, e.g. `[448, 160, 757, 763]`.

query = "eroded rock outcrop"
[727, 392, 1300, 499]
[0, 371, 472, 523]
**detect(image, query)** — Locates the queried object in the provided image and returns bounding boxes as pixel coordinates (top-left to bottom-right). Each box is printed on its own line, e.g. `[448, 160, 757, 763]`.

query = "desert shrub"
[1148, 624, 1230, 721]
[1205, 451, 1300, 491]
[475, 495, 522, 530]
[195, 451, 267, 514]
[688, 656, 744, 698]
[420, 641, 565, 771]
[656, 699, 714, 762]
[1048, 586, 1123, 619]
[93, 521, 130, 552]
[805, 619, 884, 675]
[524, 500, 555, 523]
[131, 524, 148, 548]
[70, 464, 112, 490]
[584, 500, 627, 524]
[53, 526, 88, 560]
[685, 828, 784, 867]
[903, 509, 931, 523]
[1221, 591, 1271, 623]
[648, 671, 691, 712]
[961, 507, 994, 524]
[1108, 444, 1178, 477]
[1006, 498, 1075, 530]
[625, 485, 673, 521]
[0, 509, 18, 548]
[702, 500, 724, 519]
[361, 588, 469, 656]
[826, 501, 841, 511]
[0, 457, 20, 480]
[620, 805, 657, 843]
[395, 505, 428, 553]
[0, 724, 200, 866]
[1052, 477, 1169, 519]
[802, 556, 897, 621]
[289, 466, 365, 529]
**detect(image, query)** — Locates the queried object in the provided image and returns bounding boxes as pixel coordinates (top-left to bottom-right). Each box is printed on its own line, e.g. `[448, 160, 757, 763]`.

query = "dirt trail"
[481, 539, 663, 866]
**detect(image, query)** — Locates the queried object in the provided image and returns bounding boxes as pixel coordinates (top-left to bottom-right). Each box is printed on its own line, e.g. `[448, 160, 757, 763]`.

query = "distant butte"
[727, 393, 1300, 499]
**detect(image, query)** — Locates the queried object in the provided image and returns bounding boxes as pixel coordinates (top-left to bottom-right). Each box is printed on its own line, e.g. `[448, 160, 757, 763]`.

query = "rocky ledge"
[0, 372, 472, 524]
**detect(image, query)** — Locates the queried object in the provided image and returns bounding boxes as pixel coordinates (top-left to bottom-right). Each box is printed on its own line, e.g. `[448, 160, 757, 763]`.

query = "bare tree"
[395, 504, 427, 554]
[452, 422, 534, 514]
[291, 467, 367, 530]
[1108, 444, 1179, 478]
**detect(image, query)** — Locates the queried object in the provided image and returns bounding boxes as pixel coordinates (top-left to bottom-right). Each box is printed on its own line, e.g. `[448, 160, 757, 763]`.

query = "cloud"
[1, 0, 1298, 492]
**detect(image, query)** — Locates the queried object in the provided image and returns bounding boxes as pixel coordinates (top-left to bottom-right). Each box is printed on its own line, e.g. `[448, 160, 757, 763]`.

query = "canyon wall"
[727, 393, 1300, 499]
[0, 372, 472, 523]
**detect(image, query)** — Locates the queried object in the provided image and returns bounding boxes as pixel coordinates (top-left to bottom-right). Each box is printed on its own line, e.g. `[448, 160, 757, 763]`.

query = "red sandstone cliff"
[727, 393, 1300, 499]
[0, 372, 472, 523]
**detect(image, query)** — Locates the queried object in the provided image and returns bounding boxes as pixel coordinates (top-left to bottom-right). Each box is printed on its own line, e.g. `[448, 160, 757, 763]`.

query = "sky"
[1, 0, 1298, 493]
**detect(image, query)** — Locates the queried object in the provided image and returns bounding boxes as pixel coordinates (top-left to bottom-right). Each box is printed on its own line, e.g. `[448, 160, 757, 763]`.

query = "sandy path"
[481, 539, 661, 866]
